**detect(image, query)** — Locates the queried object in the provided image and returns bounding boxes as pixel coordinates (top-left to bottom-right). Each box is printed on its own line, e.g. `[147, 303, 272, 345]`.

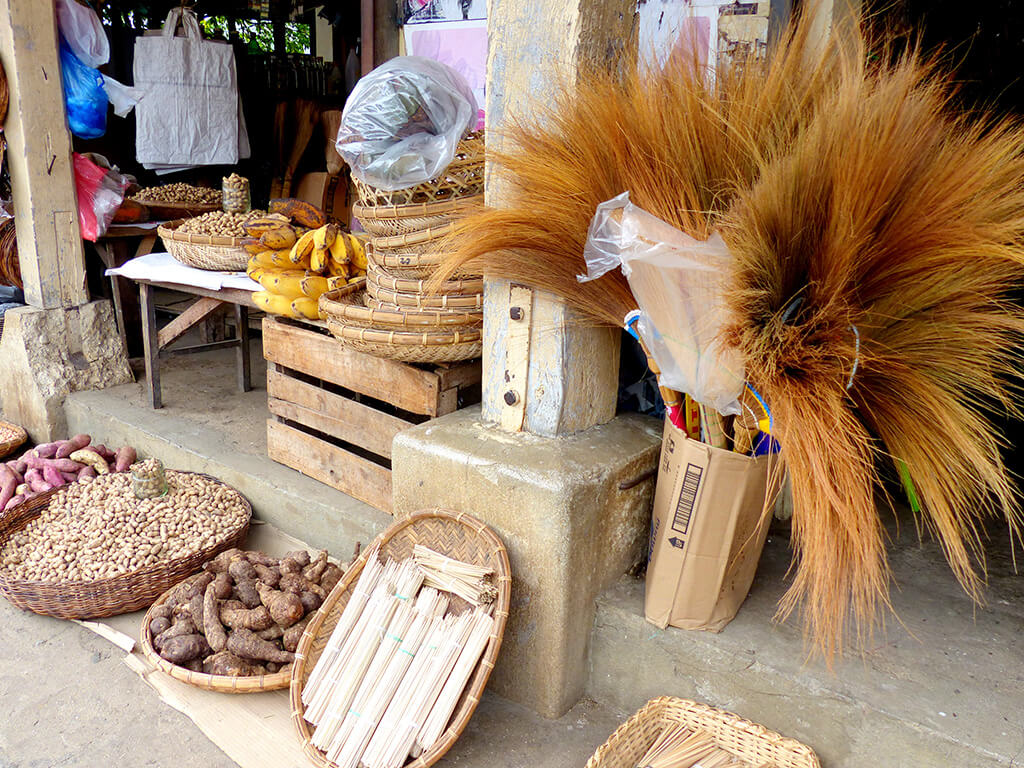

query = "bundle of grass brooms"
[435, 11, 1024, 658]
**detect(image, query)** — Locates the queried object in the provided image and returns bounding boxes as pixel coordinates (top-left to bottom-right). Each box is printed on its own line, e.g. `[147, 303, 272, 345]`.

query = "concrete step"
[587, 523, 1024, 768]
[63, 339, 392, 558]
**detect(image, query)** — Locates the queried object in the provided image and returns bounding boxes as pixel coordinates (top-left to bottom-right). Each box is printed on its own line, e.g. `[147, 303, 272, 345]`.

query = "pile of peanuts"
[0, 471, 249, 583]
[134, 183, 221, 205]
[177, 209, 267, 237]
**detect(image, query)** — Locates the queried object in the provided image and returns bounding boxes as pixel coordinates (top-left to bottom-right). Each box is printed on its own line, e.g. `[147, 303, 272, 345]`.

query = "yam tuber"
[226, 628, 294, 663]
[203, 650, 263, 677]
[203, 583, 228, 652]
[253, 563, 281, 587]
[183, 657, 205, 673]
[204, 548, 244, 574]
[220, 601, 274, 631]
[228, 557, 258, 582]
[150, 604, 174, 621]
[279, 572, 326, 599]
[69, 449, 108, 475]
[149, 616, 171, 637]
[114, 446, 137, 473]
[233, 578, 261, 608]
[154, 618, 197, 650]
[298, 591, 322, 614]
[244, 551, 278, 567]
[283, 615, 312, 653]
[283, 550, 311, 568]
[212, 572, 233, 599]
[256, 624, 285, 641]
[320, 563, 344, 595]
[257, 582, 304, 627]
[160, 633, 210, 664]
[166, 572, 215, 607]
[56, 435, 90, 459]
[188, 593, 205, 633]
[302, 550, 328, 583]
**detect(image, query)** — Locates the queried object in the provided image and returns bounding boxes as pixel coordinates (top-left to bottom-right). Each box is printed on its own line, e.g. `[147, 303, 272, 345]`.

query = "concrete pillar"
[0, 1, 131, 438]
[392, 0, 663, 720]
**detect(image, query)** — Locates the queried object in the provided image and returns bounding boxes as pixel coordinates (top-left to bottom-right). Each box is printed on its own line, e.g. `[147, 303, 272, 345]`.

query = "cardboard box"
[645, 417, 780, 631]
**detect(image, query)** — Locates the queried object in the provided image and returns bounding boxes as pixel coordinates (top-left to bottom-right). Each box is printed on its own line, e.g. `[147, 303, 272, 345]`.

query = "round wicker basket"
[0, 473, 252, 619]
[320, 287, 482, 330]
[365, 279, 483, 310]
[290, 508, 511, 768]
[140, 574, 291, 693]
[0, 420, 27, 460]
[158, 219, 250, 272]
[585, 697, 821, 768]
[353, 196, 483, 238]
[325, 316, 482, 363]
[367, 264, 483, 296]
[352, 132, 485, 207]
[132, 199, 221, 221]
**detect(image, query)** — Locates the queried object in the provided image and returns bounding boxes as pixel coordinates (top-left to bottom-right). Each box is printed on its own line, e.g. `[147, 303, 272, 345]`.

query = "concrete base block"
[392, 406, 662, 718]
[0, 301, 132, 440]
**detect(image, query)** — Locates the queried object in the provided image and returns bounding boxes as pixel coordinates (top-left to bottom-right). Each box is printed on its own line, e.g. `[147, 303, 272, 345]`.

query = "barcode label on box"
[671, 463, 703, 534]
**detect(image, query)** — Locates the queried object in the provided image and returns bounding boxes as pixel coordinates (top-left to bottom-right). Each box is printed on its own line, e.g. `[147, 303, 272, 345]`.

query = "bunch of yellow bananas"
[244, 218, 368, 321]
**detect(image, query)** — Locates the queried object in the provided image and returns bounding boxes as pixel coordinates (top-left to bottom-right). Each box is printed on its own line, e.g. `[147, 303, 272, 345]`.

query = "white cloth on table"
[105, 252, 260, 292]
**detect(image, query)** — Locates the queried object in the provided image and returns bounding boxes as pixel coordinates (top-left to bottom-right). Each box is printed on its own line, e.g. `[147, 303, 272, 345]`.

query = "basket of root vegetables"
[0, 468, 251, 619]
[140, 548, 351, 693]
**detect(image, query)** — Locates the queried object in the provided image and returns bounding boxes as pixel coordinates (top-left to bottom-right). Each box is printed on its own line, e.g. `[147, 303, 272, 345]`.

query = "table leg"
[140, 283, 162, 409]
[235, 304, 252, 393]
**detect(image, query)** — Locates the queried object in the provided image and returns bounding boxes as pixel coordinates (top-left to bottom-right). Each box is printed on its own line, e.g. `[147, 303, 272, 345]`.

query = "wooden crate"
[262, 316, 482, 513]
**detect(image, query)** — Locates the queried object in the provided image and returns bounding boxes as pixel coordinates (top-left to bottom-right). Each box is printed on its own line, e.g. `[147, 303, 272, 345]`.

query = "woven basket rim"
[139, 576, 291, 693]
[365, 280, 483, 310]
[370, 223, 456, 250]
[0, 420, 27, 459]
[352, 195, 484, 222]
[319, 288, 482, 329]
[289, 508, 511, 768]
[0, 472, 252, 619]
[158, 219, 248, 248]
[367, 267, 483, 296]
[325, 316, 482, 346]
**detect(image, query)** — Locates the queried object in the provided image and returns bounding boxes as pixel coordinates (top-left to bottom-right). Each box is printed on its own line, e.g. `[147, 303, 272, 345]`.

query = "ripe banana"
[241, 237, 265, 256]
[248, 250, 278, 269]
[268, 270, 308, 298]
[326, 259, 350, 279]
[326, 276, 347, 291]
[300, 275, 329, 298]
[290, 297, 320, 320]
[348, 234, 368, 271]
[269, 198, 328, 229]
[312, 223, 338, 253]
[260, 224, 298, 250]
[247, 266, 265, 283]
[290, 229, 316, 264]
[242, 214, 290, 237]
[252, 290, 297, 318]
[328, 231, 350, 265]
[269, 248, 295, 268]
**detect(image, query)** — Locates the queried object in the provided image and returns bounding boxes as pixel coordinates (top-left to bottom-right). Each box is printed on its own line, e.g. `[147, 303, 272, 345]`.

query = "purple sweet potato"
[91, 444, 116, 462]
[114, 446, 137, 473]
[78, 466, 97, 481]
[32, 442, 60, 459]
[50, 458, 85, 473]
[5, 460, 25, 481]
[0, 465, 17, 509]
[55, 434, 90, 459]
[41, 464, 65, 488]
[61, 471, 80, 484]
[4, 495, 26, 512]
[27, 476, 52, 494]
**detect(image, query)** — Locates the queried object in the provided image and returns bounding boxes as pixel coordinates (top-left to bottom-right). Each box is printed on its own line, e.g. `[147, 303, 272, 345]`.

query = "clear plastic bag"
[59, 35, 107, 139]
[336, 56, 477, 191]
[581, 192, 745, 415]
[73, 153, 128, 242]
[56, 0, 109, 68]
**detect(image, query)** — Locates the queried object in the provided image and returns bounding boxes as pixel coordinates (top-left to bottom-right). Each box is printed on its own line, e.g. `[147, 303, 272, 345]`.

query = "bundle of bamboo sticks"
[636, 724, 764, 768]
[301, 548, 496, 768]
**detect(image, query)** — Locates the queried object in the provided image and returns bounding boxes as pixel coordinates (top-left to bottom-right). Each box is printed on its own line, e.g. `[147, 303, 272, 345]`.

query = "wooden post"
[483, 0, 636, 436]
[0, 0, 88, 309]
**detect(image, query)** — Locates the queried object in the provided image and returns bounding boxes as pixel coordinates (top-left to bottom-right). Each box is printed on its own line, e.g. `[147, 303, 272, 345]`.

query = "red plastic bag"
[73, 152, 127, 241]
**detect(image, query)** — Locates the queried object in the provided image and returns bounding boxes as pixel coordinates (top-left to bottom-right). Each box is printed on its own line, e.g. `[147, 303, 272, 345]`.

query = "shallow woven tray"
[367, 264, 483, 295]
[586, 697, 821, 768]
[0, 473, 251, 619]
[353, 132, 484, 207]
[140, 574, 290, 693]
[0, 419, 27, 459]
[132, 199, 220, 221]
[353, 196, 483, 238]
[158, 219, 250, 272]
[319, 287, 482, 330]
[325, 316, 483, 363]
[291, 509, 511, 768]
[366, 279, 483, 310]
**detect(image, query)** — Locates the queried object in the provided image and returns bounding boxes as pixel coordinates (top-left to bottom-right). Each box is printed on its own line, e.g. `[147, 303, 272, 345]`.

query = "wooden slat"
[267, 420, 392, 513]
[262, 317, 442, 417]
[433, 359, 483, 391]
[267, 370, 414, 458]
[157, 297, 224, 349]
[135, 280, 260, 310]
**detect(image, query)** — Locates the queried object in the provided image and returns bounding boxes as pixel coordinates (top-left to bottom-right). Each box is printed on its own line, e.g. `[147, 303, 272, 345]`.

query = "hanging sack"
[133, 8, 240, 167]
[59, 34, 107, 140]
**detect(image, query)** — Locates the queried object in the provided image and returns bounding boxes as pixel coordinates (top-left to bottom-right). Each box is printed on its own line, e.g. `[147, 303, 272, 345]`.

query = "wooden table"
[137, 279, 257, 409]
[93, 224, 164, 356]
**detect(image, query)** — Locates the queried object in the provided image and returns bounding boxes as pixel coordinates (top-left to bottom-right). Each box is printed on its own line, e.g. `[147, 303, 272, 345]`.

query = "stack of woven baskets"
[320, 132, 485, 364]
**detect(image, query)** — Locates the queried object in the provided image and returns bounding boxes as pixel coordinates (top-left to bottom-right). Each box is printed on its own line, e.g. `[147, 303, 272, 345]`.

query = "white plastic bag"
[102, 75, 143, 118]
[337, 56, 477, 191]
[133, 9, 242, 167]
[581, 192, 745, 415]
[56, 0, 109, 68]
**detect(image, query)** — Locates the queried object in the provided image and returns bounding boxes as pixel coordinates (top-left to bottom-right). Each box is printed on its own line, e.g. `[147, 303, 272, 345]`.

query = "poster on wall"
[404, 19, 487, 129]
[405, 0, 486, 24]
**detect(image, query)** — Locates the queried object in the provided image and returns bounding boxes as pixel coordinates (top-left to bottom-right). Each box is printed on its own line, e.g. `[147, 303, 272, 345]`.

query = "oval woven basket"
[353, 196, 483, 238]
[290, 508, 511, 768]
[132, 199, 221, 221]
[586, 697, 821, 768]
[139, 574, 290, 693]
[366, 280, 483, 310]
[370, 223, 456, 253]
[158, 219, 250, 272]
[0, 420, 27, 460]
[325, 316, 483, 363]
[0, 473, 251, 619]
[320, 287, 482, 330]
[353, 132, 485, 207]
[367, 265, 483, 296]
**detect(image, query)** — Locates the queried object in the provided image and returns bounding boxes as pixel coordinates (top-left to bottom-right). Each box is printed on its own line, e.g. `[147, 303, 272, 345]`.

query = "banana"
[300, 275, 329, 298]
[247, 266, 264, 283]
[348, 234, 368, 271]
[310, 248, 328, 275]
[326, 259, 350, 279]
[290, 297, 320, 320]
[326, 275, 348, 291]
[290, 229, 316, 264]
[269, 198, 328, 229]
[242, 214, 290, 237]
[260, 224, 298, 250]
[268, 270, 309, 298]
[252, 290, 297, 318]
[328, 230, 350, 265]
[248, 250, 278, 270]
[312, 223, 338, 253]
[347, 276, 364, 284]
[241, 237, 265, 255]
[266, 248, 294, 268]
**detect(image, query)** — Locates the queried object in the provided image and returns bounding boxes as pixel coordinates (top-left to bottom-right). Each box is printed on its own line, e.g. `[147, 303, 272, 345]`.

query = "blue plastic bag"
[59, 34, 107, 139]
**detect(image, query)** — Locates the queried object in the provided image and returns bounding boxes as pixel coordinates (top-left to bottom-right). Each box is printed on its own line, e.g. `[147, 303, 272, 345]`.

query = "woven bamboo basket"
[586, 697, 821, 768]
[319, 287, 482, 330]
[353, 196, 483, 238]
[370, 223, 456, 254]
[158, 220, 250, 272]
[325, 316, 482, 363]
[132, 199, 221, 221]
[0, 473, 251, 619]
[352, 132, 485, 207]
[365, 244, 451, 279]
[0, 420, 26, 459]
[291, 508, 511, 768]
[366, 280, 483, 311]
[139, 573, 291, 693]
[367, 264, 483, 296]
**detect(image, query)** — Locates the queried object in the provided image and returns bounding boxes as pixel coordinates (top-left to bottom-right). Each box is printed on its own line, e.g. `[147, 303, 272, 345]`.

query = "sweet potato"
[90, 444, 116, 462]
[149, 616, 171, 637]
[55, 434, 90, 459]
[33, 442, 60, 459]
[253, 563, 281, 587]
[78, 466, 97, 481]
[160, 634, 210, 664]
[320, 563, 344, 595]
[212, 571, 233, 599]
[228, 557, 258, 582]
[154, 618, 197, 650]
[203, 583, 228, 652]
[203, 650, 263, 677]
[298, 591, 323, 614]
[303, 551, 328, 583]
[279, 572, 326, 599]
[69, 449, 108, 475]
[220, 601, 274, 631]
[283, 615, 312, 653]
[226, 629, 294, 663]
[25, 470, 52, 494]
[233, 579, 261, 608]
[0, 465, 16, 509]
[60, 471, 80, 484]
[4, 495, 25, 513]
[114, 446, 136, 473]
[41, 464, 65, 488]
[5, 460, 25, 482]
[257, 583, 304, 627]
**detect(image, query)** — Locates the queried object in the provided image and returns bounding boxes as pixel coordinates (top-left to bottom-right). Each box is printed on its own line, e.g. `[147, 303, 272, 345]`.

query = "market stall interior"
[0, 0, 1022, 767]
